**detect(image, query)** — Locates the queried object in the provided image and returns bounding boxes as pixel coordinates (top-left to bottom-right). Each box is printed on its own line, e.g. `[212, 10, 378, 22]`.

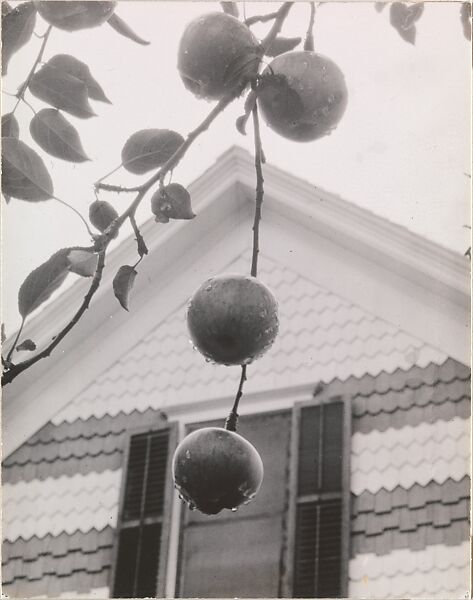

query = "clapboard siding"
[3, 409, 167, 484]
[351, 477, 470, 556]
[2, 528, 113, 598]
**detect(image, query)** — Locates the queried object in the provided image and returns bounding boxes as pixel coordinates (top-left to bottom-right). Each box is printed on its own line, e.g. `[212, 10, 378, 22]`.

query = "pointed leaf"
[113, 265, 137, 311]
[151, 184, 195, 223]
[2, 137, 54, 201]
[67, 249, 98, 277]
[2, 113, 20, 138]
[2, 2, 36, 76]
[107, 13, 150, 45]
[265, 36, 301, 57]
[30, 109, 90, 163]
[121, 129, 184, 174]
[48, 54, 111, 103]
[18, 249, 70, 318]
[390, 3, 424, 44]
[220, 2, 239, 18]
[461, 3, 471, 41]
[29, 63, 96, 119]
[16, 339, 36, 351]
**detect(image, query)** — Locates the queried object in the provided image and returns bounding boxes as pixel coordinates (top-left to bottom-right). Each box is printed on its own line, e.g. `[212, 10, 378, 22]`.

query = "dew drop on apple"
[231, 507, 238, 512]
[185, 449, 191, 459]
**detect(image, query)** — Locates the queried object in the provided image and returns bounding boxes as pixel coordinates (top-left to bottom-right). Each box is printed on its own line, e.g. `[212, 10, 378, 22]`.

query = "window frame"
[109, 420, 178, 598]
[281, 392, 351, 598]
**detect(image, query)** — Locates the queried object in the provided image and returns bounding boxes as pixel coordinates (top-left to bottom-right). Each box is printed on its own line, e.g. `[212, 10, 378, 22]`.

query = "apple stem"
[225, 365, 247, 431]
[304, 2, 316, 51]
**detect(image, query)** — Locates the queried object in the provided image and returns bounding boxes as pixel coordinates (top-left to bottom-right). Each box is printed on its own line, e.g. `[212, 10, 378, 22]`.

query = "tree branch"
[4, 3, 295, 385]
[250, 100, 264, 278]
[245, 10, 279, 27]
[2, 251, 107, 385]
[12, 25, 52, 115]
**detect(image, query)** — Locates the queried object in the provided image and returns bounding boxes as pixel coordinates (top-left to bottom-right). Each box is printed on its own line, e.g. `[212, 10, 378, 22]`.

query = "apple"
[257, 50, 348, 142]
[178, 12, 259, 100]
[187, 273, 279, 366]
[173, 427, 264, 515]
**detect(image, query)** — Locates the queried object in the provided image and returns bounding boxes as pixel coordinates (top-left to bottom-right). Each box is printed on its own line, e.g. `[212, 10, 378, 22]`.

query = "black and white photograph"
[1, 1, 471, 598]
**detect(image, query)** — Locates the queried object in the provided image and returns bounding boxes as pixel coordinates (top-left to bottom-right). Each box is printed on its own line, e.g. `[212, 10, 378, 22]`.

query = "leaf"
[2, 2, 36, 76]
[48, 54, 111, 103]
[29, 62, 96, 119]
[107, 13, 150, 45]
[30, 108, 90, 163]
[113, 265, 137, 311]
[461, 3, 471, 41]
[151, 184, 195, 223]
[220, 2, 239, 18]
[265, 36, 302, 57]
[67, 249, 98, 277]
[18, 249, 70, 318]
[2, 113, 20, 138]
[2, 137, 54, 201]
[375, 2, 387, 12]
[16, 339, 36, 351]
[121, 129, 184, 174]
[390, 2, 424, 45]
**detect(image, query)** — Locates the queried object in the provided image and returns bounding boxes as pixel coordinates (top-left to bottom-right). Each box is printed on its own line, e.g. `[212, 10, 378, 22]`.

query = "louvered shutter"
[112, 427, 175, 598]
[292, 399, 350, 598]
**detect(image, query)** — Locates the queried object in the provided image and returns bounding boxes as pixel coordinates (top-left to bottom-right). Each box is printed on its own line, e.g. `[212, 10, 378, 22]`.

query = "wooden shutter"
[291, 398, 350, 598]
[112, 426, 176, 598]
[177, 410, 292, 598]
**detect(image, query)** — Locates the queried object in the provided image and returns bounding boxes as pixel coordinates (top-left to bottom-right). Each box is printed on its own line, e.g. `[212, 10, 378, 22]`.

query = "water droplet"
[185, 450, 191, 459]
[327, 94, 335, 104]
[178, 494, 183, 500]
[188, 503, 196, 511]
[205, 285, 212, 292]
[231, 507, 238, 512]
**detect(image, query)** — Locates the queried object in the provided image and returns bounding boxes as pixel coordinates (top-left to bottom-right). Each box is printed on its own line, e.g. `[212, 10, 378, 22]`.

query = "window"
[176, 395, 351, 598]
[111, 424, 177, 598]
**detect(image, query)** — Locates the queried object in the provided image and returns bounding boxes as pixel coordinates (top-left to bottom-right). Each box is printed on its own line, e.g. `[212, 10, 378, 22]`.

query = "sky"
[2, 1, 471, 334]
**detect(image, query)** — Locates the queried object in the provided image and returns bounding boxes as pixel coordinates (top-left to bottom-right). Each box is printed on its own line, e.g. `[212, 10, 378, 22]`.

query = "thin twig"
[54, 197, 95, 238]
[2, 252, 106, 385]
[12, 25, 52, 115]
[261, 2, 293, 49]
[225, 365, 247, 431]
[245, 10, 279, 26]
[129, 213, 148, 257]
[4, 318, 25, 364]
[304, 2, 316, 51]
[250, 99, 264, 278]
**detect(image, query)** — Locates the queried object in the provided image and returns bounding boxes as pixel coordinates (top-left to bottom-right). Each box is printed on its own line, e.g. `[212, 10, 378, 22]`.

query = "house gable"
[3, 146, 469, 458]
